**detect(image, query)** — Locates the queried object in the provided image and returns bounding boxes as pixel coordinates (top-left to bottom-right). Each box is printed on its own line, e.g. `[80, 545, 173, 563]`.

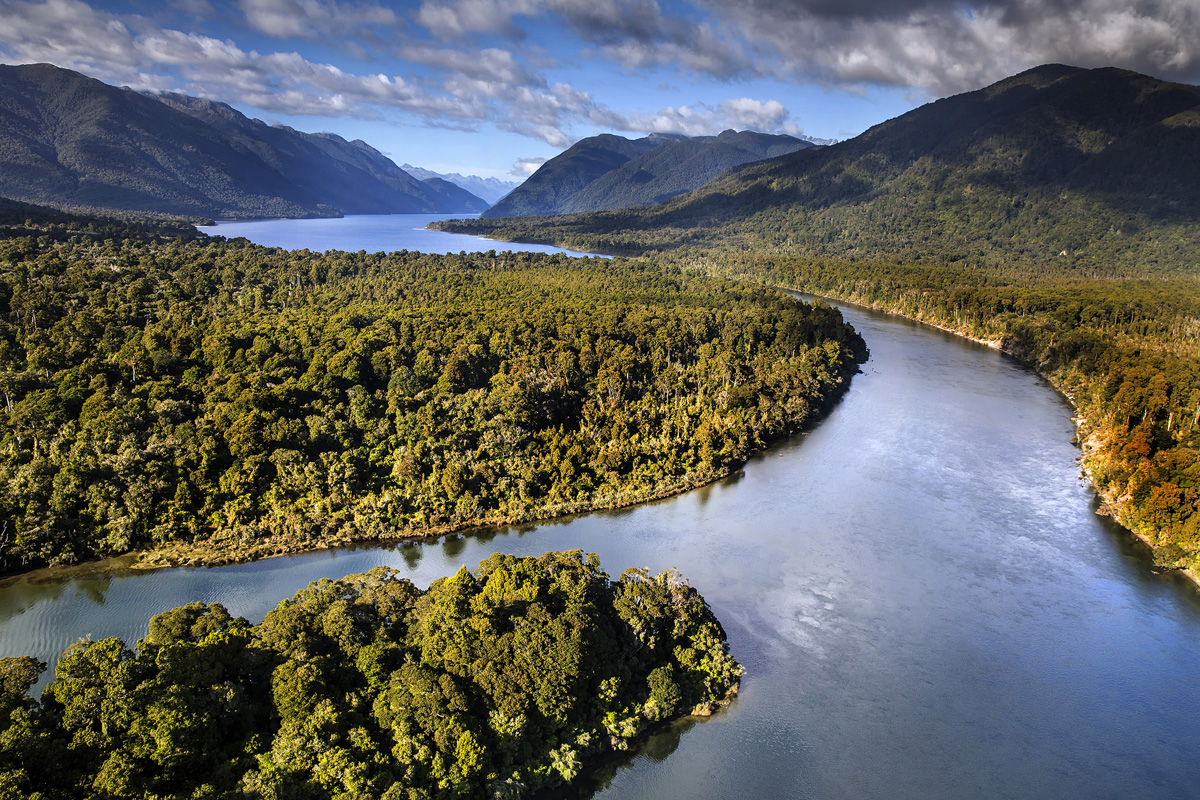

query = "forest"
[0, 550, 743, 799]
[0, 205, 867, 572]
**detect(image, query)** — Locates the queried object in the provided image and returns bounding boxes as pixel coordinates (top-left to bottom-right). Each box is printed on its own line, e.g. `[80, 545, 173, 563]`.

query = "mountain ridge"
[448, 64, 1200, 271]
[482, 129, 811, 218]
[0, 63, 485, 219]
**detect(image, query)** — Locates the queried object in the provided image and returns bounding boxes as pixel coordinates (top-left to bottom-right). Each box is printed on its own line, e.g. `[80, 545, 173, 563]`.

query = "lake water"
[3, 223, 1200, 799]
[196, 213, 603, 257]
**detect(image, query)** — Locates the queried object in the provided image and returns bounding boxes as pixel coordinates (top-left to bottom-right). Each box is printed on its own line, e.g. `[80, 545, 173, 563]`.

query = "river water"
[2, 255, 1198, 797]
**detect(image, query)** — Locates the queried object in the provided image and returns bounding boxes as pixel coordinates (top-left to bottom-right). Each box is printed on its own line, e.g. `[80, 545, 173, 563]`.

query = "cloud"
[415, 0, 1200, 93]
[396, 45, 544, 86]
[418, 0, 756, 78]
[512, 156, 548, 176]
[237, 0, 398, 40]
[607, 96, 795, 137]
[417, 0, 536, 39]
[709, 0, 1200, 94]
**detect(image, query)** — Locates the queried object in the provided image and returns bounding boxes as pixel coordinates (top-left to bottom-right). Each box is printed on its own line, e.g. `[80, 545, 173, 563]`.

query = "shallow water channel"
[2, 295, 1198, 799]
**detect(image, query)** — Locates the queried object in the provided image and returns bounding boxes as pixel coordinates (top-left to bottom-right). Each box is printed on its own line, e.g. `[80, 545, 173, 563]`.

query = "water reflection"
[75, 577, 112, 607]
[544, 715, 703, 799]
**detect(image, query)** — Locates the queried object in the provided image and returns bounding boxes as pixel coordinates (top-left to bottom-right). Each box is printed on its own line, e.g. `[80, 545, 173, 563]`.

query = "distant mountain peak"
[400, 164, 519, 206]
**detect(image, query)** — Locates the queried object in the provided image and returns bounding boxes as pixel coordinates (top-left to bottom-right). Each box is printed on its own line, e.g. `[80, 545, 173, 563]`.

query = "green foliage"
[0, 552, 742, 799]
[0, 211, 864, 572]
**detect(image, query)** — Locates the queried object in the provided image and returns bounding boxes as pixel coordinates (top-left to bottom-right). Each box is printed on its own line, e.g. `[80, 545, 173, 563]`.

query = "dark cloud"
[730, 0, 966, 22]
[708, 0, 1200, 92]
[237, 0, 398, 40]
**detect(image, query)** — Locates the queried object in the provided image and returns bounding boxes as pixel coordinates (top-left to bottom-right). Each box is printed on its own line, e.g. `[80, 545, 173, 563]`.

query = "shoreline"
[0, 356, 856, 583]
[784, 282, 1200, 590]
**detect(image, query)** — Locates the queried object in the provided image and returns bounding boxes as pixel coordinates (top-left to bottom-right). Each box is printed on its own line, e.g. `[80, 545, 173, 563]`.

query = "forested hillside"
[0, 204, 865, 572]
[0, 64, 485, 219]
[433, 64, 1200, 575]
[0, 551, 742, 799]
[444, 65, 1200, 269]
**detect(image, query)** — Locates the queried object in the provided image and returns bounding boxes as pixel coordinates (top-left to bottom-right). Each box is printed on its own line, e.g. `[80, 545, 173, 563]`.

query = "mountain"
[483, 134, 663, 218]
[561, 130, 812, 214]
[520, 64, 1200, 267]
[482, 130, 810, 218]
[401, 164, 518, 205]
[0, 63, 483, 219]
[413, 176, 489, 213]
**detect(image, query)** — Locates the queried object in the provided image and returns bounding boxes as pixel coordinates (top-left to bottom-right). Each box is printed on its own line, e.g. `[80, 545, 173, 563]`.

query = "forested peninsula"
[0, 201, 866, 573]
[0, 550, 743, 799]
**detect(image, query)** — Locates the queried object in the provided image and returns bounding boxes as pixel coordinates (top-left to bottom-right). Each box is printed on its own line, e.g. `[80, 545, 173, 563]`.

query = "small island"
[0, 550, 741, 799]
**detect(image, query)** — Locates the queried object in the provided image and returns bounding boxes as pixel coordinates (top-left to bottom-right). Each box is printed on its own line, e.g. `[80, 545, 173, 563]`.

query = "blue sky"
[1, 0, 1198, 180]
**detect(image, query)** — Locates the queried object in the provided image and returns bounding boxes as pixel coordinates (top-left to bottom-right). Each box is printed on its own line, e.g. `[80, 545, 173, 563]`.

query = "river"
[2, 232, 1199, 798]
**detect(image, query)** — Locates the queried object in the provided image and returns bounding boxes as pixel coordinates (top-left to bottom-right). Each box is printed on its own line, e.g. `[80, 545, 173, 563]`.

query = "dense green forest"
[0, 205, 865, 571]
[436, 215, 1200, 573]
[0, 550, 742, 799]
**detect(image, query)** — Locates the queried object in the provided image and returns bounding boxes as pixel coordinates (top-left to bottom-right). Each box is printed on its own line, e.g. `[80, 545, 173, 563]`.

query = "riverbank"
[780, 282, 1200, 589]
[1, 354, 858, 580]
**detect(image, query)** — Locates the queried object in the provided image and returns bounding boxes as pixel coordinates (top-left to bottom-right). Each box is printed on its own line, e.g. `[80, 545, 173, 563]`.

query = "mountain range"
[454, 64, 1200, 270]
[400, 164, 519, 205]
[0, 63, 487, 219]
[482, 130, 811, 218]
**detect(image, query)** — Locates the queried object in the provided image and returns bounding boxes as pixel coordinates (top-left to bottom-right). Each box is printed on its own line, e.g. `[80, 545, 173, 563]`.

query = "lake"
[3, 221, 1199, 799]
[196, 213, 604, 256]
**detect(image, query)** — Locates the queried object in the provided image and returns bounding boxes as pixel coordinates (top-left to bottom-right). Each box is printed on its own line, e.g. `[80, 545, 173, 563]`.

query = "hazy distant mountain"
[401, 164, 518, 205]
[0, 63, 483, 218]
[414, 176, 489, 213]
[482, 130, 811, 218]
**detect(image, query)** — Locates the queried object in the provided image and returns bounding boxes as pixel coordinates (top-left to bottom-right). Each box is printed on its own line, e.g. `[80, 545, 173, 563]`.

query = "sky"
[1, 0, 1198, 180]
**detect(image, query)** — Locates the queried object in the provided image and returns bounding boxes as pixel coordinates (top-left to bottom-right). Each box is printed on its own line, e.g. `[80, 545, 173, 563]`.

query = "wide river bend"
[2, 219, 1198, 799]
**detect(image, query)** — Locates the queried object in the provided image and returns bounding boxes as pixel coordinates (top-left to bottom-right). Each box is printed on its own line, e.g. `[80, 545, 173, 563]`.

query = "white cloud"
[512, 156, 548, 176]
[417, 0, 537, 39]
[607, 96, 796, 137]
